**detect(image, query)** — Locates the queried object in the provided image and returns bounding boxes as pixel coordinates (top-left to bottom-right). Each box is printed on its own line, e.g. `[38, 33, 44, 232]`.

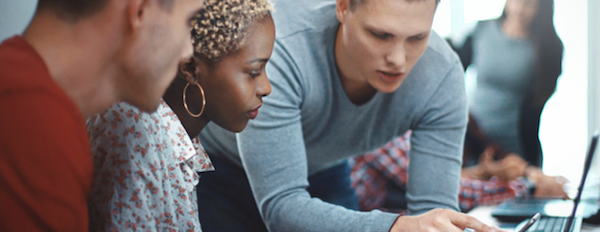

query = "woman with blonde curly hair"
[86, 0, 275, 230]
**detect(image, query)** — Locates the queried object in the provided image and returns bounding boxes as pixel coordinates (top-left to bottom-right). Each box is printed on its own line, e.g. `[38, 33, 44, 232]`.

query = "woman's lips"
[377, 70, 404, 84]
[246, 105, 261, 119]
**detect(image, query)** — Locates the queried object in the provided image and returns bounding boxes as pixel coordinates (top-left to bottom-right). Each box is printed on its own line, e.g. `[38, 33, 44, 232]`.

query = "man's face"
[120, 0, 204, 112]
[337, 0, 436, 93]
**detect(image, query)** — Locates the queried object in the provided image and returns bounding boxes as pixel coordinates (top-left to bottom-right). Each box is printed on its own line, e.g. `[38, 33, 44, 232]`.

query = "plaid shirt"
[350, 131, 529, 213]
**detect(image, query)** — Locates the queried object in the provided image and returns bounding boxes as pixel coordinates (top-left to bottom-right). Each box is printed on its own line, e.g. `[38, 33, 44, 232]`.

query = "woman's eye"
[249, 70, 261, 78]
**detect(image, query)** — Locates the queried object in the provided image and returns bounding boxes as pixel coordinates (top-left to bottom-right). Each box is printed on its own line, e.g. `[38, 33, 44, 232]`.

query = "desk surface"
[467, 206, 600, 232]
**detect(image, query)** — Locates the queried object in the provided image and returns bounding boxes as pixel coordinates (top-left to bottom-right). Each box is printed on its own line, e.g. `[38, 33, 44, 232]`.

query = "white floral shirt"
[87, 100, 214, 232]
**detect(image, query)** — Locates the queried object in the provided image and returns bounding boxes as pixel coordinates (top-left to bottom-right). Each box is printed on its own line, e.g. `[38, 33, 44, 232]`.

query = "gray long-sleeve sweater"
[198, 0, 468, 231]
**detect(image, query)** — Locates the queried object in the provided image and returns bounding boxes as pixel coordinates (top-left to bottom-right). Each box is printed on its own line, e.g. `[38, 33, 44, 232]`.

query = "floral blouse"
[87, 100, 214, 232]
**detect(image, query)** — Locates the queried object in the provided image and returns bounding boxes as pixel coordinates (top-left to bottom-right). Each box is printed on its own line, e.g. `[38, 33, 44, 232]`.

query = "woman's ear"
[193, 57, 211, 83]
[178, 59, 197, 84]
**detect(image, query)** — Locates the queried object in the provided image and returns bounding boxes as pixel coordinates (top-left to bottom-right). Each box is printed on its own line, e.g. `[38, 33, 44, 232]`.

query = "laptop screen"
[563, 131, 599, 232]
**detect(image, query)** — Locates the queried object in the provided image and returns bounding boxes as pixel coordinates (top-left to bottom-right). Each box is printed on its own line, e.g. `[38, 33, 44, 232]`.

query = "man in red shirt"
[0, 0, 204, 230]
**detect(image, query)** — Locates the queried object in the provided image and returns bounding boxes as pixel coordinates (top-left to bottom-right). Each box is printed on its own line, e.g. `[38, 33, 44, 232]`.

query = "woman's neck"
[163, 77, 210, 139]
[501, 18, 530, 39]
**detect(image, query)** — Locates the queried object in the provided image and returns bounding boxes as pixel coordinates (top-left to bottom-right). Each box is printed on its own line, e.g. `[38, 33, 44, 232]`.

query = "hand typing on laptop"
[390, 208, 505, 232]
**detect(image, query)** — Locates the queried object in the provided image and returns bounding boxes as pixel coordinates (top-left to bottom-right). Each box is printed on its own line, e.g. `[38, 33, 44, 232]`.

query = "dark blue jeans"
[197, 156, 358, 232]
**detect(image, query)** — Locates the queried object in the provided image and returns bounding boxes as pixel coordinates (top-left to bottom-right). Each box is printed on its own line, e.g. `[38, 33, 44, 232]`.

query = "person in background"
[351, 116, 568, 214]
[449, 0, 564, 167]
[0, 0, 203, 230]
[86, 0, 275, 230]
[196, 0, 500, 231]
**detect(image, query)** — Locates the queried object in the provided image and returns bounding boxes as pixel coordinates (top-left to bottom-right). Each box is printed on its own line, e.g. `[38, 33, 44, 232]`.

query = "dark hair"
[38, 0, 174, 22]
[499, 0, 563, 166]
[348, 0, 440, 12]
[500, 0, 564, 108]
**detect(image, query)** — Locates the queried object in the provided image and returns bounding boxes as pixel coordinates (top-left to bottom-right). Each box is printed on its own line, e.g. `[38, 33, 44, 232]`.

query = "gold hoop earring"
[183, 82, 206, 118]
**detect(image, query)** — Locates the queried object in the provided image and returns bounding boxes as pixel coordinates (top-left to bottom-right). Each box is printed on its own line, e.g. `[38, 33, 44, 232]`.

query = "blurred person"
[351, 118, 568, 214]
[450, 0, 564, 167]
[0, 0, 203, 230]
[196, 0, 501, 231]
[86, 0, 275, 230]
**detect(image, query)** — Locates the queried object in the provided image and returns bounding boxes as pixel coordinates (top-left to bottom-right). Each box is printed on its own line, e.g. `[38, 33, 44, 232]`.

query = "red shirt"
[0, 36, 93, 231]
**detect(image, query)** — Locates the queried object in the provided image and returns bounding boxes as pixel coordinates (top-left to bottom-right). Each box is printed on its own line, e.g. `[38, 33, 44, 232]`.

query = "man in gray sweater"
[197, 0, 500, 231]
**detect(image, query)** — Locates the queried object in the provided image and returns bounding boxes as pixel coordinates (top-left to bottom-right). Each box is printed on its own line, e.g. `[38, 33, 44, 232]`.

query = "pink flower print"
[133, 144, 148, 157]
[130, 191, 139, 202]
[146, 182, 158, 194]
[113, 112, 123, 123]
[149, 164, 157, 174]
[156, 143, 164, 152]
[115, 202, 125, 209]
[136, 169, 145, 178]
[135, 200, 143, 209]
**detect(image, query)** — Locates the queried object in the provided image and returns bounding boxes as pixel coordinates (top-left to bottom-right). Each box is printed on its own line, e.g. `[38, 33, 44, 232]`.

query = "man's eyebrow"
[365, 25, 392, 34]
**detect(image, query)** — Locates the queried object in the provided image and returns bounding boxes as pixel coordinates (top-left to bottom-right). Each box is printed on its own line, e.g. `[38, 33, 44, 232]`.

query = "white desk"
[467, 206, 600, 232]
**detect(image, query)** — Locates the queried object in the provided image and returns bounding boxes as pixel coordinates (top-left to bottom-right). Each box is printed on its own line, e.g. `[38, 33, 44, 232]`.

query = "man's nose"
[385, 43, 406, 67]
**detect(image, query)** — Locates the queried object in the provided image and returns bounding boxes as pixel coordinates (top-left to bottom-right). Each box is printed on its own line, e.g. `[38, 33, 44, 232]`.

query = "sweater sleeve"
[406, 58, 468, 215]
[235, 42, 400, 232]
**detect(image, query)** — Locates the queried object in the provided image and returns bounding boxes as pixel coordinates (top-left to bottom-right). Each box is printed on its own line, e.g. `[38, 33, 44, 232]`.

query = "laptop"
[492, 131, 599, 227]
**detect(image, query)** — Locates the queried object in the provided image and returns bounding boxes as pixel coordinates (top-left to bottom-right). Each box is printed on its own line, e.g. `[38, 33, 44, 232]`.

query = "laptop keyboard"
[523, 216, 569, 232]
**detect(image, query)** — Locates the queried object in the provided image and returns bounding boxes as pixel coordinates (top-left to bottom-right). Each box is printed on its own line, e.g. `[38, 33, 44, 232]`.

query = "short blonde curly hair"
[191, 0, 273, 62]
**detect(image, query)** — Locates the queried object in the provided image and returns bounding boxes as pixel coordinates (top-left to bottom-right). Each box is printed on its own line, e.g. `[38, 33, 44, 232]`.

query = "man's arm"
[405, 58, 467, 214]
[236, 43, 400, 232]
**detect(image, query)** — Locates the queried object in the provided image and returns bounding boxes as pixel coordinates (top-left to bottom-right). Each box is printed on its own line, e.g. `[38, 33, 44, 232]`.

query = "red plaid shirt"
[350, 131, 529, 213]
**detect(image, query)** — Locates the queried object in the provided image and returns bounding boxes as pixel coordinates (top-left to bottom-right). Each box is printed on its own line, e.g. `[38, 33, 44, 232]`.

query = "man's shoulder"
[421, 31, 463, 70]
[271, 0, 337, 39]
[0, 36, 53, 94]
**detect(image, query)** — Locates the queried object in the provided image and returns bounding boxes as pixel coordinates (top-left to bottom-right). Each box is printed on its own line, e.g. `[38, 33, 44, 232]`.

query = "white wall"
[0, 0, 37, 41]
[587, 0, 600, 194]
[539, 0, 589, 188]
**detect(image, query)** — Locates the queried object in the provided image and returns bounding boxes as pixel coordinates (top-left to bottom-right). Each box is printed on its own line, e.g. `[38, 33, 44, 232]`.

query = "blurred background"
[1, 0, 598, 196]
[429, 0, 599, 197]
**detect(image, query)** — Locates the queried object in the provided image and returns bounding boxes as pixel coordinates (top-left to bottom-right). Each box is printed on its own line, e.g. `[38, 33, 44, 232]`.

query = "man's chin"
[127, 96, 162, 113]
[374, 81, 403, 94]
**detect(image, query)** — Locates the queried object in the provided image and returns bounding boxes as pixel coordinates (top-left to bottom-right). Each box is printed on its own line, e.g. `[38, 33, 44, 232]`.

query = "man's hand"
[389, 208, 503, 232]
